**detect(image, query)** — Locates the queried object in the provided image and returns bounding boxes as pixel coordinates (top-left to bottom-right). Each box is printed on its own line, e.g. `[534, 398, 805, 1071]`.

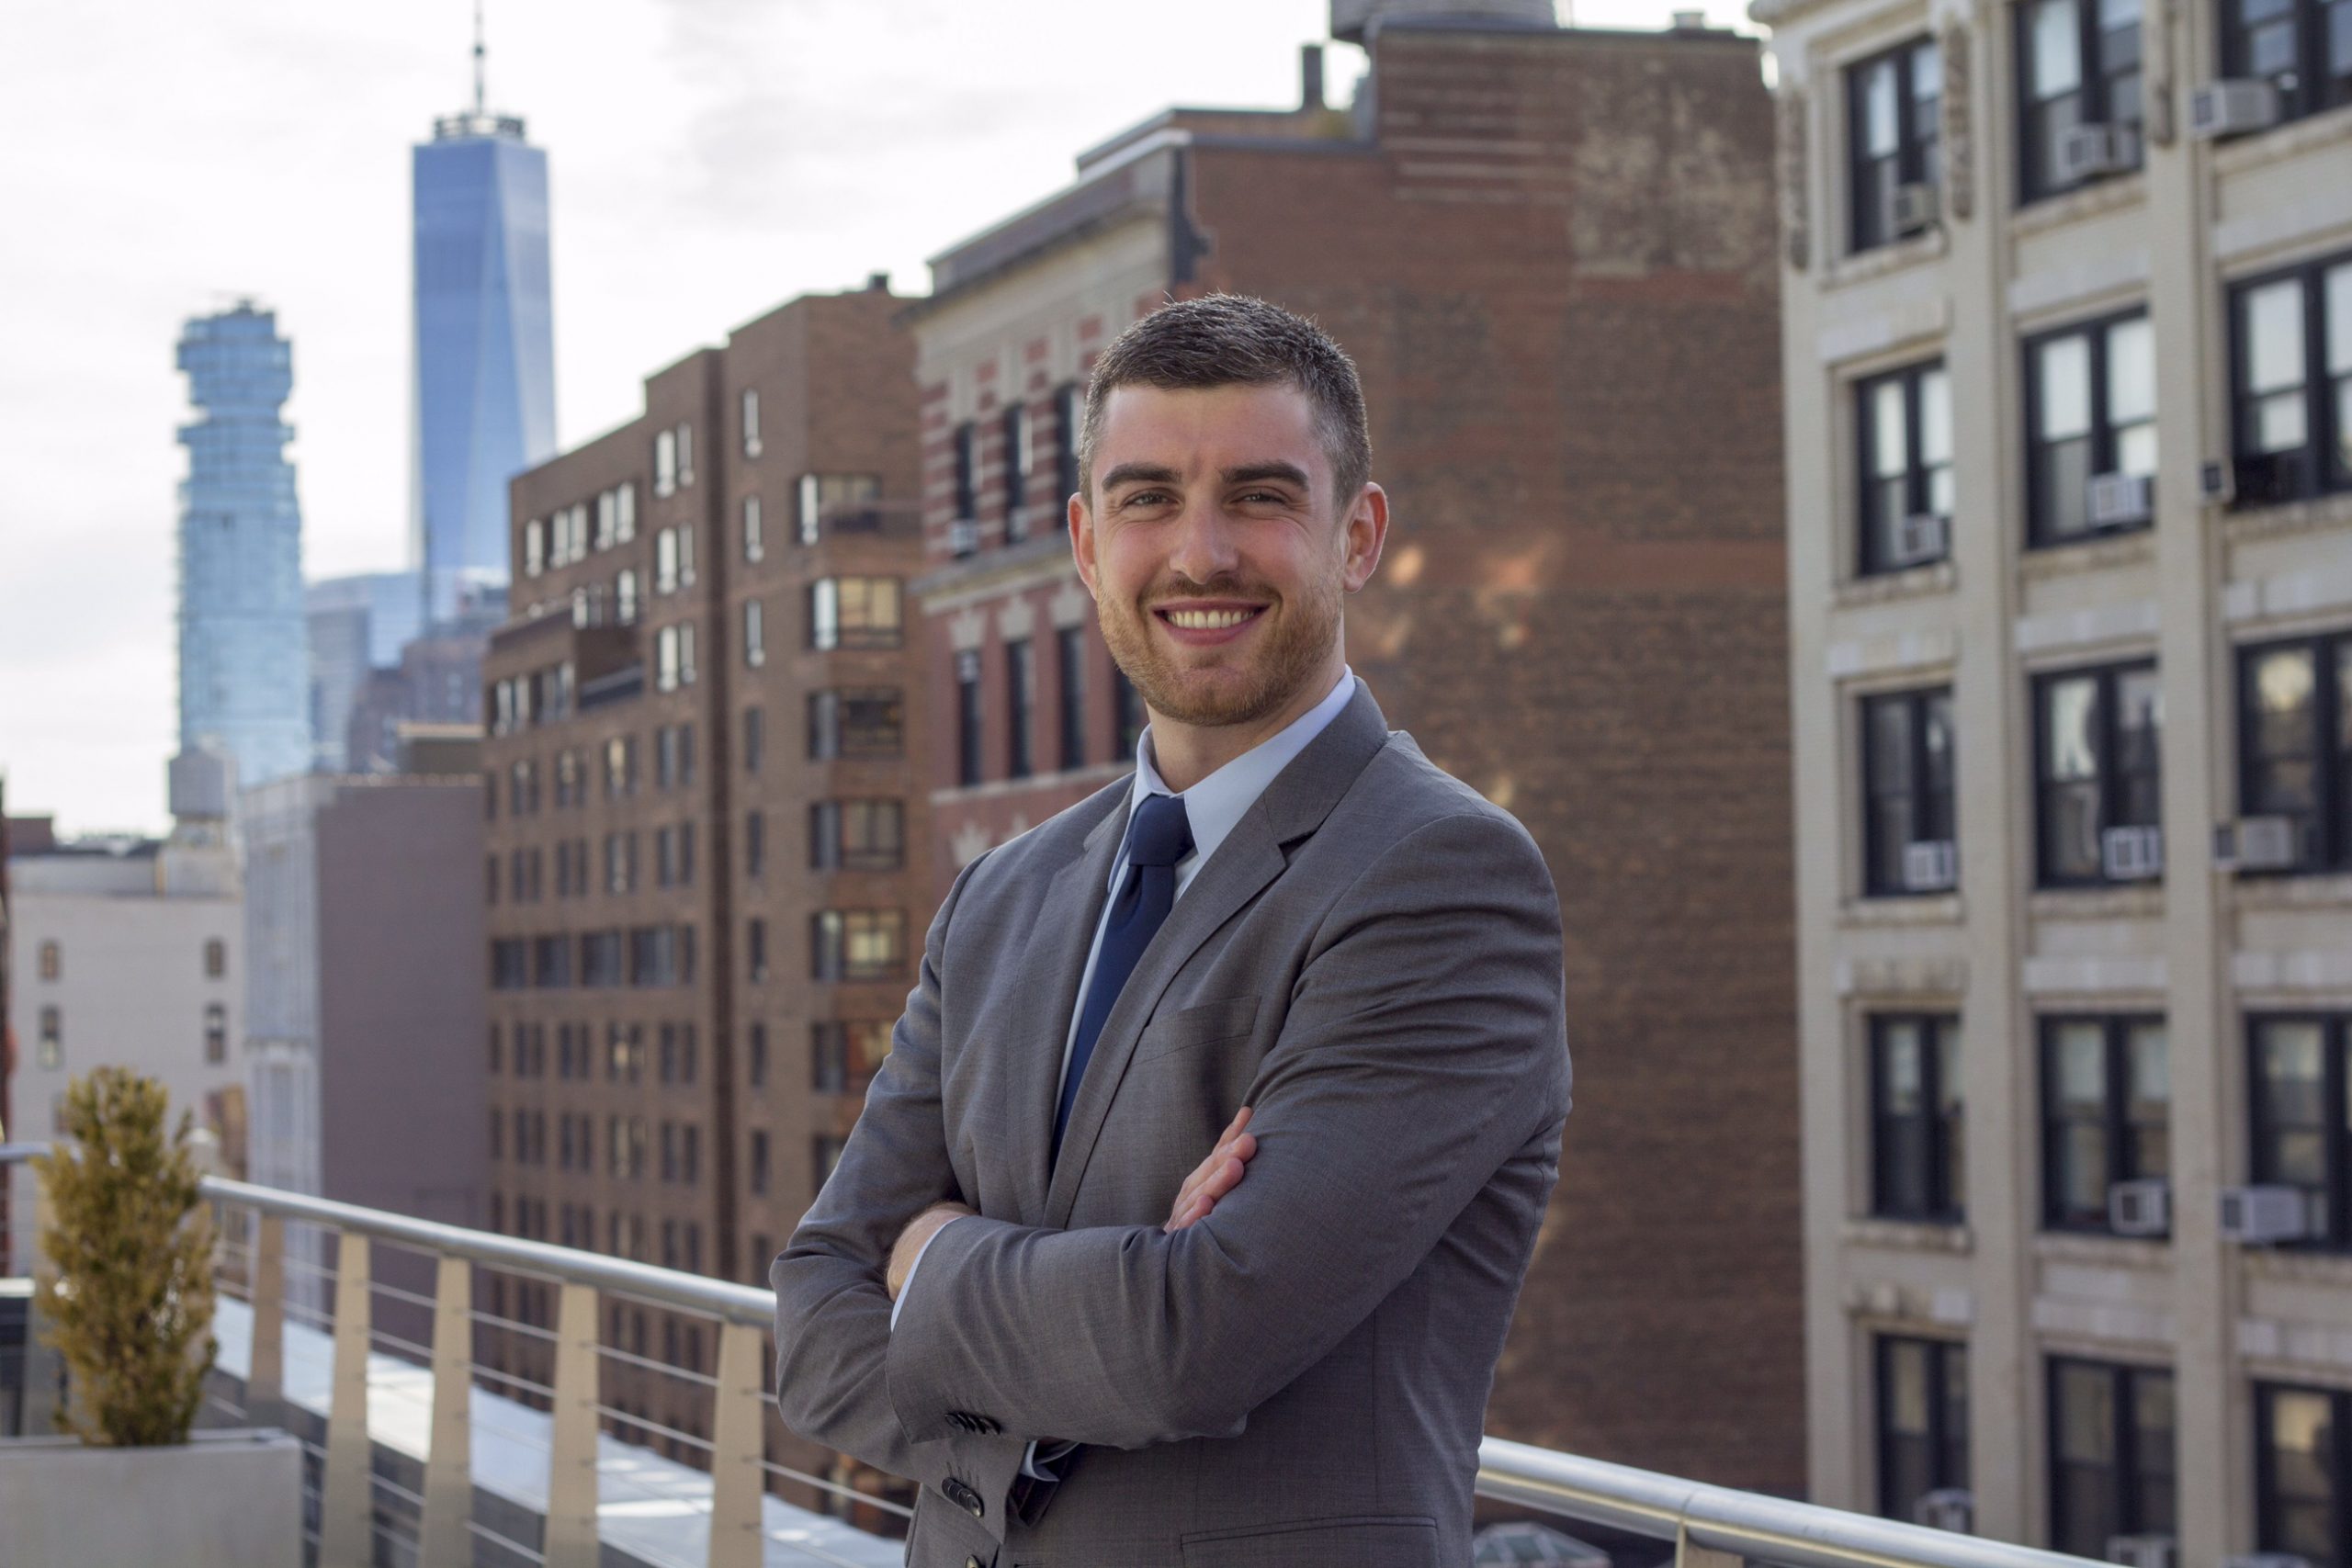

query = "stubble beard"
[1097, 570, 1344, 731]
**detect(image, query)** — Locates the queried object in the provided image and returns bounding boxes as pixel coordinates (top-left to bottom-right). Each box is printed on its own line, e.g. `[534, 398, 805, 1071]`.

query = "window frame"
[1860, 686, 1959, 897]
[1003, 401, 1032, 536]
[1875, 1334, 1972, 1522]
[1855, 359, 1955, 576]
[2228, 251, 2352, 508]
[956, 649, 984, 786]
[1846, 36, 1943, 254]
[1006, 637, 1035, 780]
[2237, 630, 2352, 873]
[2047, 1356, 2177, 1557]
[2016, 0, 2147, 205]
[808, 577, 903, 651]
[1869, 1013, 1966, 1223]
[2022, 309, 2157, 547]
[2249, 1013, 2352, 1250]
[2221, 0, 2352, 123]
[2039, 1013, 2172, 1235]
[2255, 1381, 2352, 1568]
[2031, 660, 2165, 888]
[1055, 382, 1082, 504]
[1058, 625, 1088, 771]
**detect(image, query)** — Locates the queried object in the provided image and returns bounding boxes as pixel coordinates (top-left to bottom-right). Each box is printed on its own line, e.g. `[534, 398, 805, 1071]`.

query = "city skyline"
[0, 0, 1750, 835]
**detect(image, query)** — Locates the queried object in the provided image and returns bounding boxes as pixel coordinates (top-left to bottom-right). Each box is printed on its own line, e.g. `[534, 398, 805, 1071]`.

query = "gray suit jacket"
[771, 681, 1571, 1567]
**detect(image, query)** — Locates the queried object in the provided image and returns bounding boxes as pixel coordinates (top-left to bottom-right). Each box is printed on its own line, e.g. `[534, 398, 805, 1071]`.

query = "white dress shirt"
[890, 668, 1358, 1476]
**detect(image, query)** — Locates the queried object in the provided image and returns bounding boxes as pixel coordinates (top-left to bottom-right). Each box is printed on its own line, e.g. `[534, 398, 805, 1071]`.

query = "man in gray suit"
[772, 294, 1570, 1568]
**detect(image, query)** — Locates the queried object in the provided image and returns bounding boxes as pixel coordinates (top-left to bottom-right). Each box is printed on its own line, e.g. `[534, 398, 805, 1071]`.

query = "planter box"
[0, 1427, 300, 1568]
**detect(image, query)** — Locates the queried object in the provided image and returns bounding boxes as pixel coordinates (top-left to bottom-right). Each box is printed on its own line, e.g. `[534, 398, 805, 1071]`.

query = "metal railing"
[1, 1143, 2106, 1568]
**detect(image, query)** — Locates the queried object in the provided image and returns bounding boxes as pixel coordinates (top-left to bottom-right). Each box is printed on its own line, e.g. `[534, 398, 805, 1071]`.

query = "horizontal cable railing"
[3, 1142, 2105, 1568]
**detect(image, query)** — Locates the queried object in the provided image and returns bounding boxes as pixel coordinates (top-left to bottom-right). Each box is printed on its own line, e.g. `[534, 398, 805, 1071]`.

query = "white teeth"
[1166, 608, 1255, 630]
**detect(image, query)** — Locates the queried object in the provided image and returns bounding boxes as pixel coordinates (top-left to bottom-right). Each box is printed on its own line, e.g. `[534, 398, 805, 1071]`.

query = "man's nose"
[1164, 501, 1241, 585]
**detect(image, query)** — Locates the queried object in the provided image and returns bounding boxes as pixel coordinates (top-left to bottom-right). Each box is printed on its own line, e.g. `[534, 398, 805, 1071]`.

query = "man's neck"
[1144, 656, 1347, 794]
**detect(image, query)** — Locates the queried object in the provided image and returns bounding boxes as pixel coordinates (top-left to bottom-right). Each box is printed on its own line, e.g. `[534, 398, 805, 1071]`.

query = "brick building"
[904, 6, 1804, 1492]
[479, 283, 923, 1503]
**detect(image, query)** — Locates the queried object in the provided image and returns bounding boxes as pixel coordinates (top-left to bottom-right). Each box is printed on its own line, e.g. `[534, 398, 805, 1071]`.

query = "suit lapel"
[1043, 680, 1394, 1228]
[1002, 790, 1128, 1224]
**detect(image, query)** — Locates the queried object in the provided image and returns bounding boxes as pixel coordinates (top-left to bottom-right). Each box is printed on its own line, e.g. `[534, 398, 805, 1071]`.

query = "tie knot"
[1127, 793, 1193, 869]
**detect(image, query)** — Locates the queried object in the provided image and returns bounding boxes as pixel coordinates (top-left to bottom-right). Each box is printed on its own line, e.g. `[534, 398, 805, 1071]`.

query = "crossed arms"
[768, 812, 1566, 1513]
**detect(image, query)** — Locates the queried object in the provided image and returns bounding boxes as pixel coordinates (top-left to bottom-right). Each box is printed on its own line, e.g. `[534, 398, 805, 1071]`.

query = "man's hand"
[887, 1200, 974, 1301]
[1164, 1106, 1256, 1233]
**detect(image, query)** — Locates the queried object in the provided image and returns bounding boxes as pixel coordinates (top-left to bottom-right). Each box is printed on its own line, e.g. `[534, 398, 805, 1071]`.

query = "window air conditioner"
[2191, 80, 2282, 140]
[2101, 825, 2164, 882]
[2107, 1179, 2170, 1236]
[1914, 1489, 1973, 1533]
[2220, 1185, 2313, 1245]
[2057, 123, 2141, 182]
[1890, 182, 1939, 236]
[1903, 840, 1959, 892]
[1891, 513, 1949, 567]
[2108, 1536, 2178, 1568]
[947, 516, 979, 556]
[2087, 471, 2154, 528]
[2234, 816, 2303, 871]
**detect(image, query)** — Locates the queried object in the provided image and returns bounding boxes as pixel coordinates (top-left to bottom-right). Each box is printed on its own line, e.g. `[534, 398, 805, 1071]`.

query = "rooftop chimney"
[1670, 9, 1707, 26]
[867, 271, 891, 293]
[1301, 43, 1327, 109]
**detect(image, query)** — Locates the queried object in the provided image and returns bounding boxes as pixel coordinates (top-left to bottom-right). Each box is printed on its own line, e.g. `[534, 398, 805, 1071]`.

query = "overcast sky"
[0, 0, 1757, 836]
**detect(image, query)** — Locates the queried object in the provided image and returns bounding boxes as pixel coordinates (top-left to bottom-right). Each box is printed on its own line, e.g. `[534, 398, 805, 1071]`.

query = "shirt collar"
[1116, 666, 1355, 884]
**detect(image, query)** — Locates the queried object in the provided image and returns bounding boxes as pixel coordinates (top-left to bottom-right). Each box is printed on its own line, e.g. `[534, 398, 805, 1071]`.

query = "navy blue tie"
[1054, 793, 1194, 1160]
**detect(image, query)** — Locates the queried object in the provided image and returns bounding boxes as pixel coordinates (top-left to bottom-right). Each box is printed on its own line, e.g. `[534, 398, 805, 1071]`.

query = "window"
[808, 577, 901, 650]
[1003, 402, 1033, 536]
[811, 799, 904, 872]
[953, 422, 978, 532]
[1001, 637, 1036, 779]
[596, 488, 618, 550]
[2231, 254, 2352, 506]
[2256, 1382, 2350, 1568]
[813, 1021, 894, 1095]
[1876, 1336, 1969, 1523]
[1056, 382, 1082, 503]
[814, 1136, 848, 1193]
[745, 809, 765, 880]
[616, 569, 639, 626]
[741, 386, 762, 457]
[747, 1023, 769, 1088]
[491, 939, 528, 991]
[2042, 1016, 2170, 1232]
[749, 1130, 771, 1194]
[2048, 1359, 2177, 1558]
[2240, 633, 2352, 872]
[605, 735, 637, 797]
[2035, 662, 2164, 886]
[2222, 0, 2352, 123]
[524, 517, 545, 576]
[748, 918, 769, 983]
[808, 688, 903, 760]
[956, 649, 985, 785]
[2251, 1014, 2352, 1247]
[38, 940, 59, 981]
[38, 1005, 62, 1069]
[1855, 361, 1954, 574]
[1870, 1015, 1964, 1221]
[744, 598, 765, 668]
[2018, 0, 2145, 203]
[743, 705, 764, 775]
[616, 482, 635, 541]
[203, 1004, 227, 1065]
[743, 495, 763, 562]
[812, 909, 907, 982]
[1058, 625, 1088, 770]
[1114, 667, 1147, 759]
[796, 474, 883, 543]
[2025, 311, 2156, 545]
[1860, 688, 1957, 896]
[655, 623, 696, 691]
[1848, 38, 1942, 253]
[655, 427, 678, 497]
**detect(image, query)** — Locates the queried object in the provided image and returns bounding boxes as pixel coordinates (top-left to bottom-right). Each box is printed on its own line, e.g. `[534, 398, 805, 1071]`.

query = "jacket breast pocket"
[1132, 994, 1261, 1065]
[1179, 1514, 1438, 1567]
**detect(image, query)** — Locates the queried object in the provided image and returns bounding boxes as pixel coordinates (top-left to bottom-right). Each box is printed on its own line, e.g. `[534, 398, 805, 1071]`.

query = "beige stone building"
[1758, 0, 2351, 1555]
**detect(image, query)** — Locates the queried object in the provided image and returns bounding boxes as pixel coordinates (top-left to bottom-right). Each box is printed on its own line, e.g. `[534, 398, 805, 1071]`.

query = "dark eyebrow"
[1100, 462, 1182, 491]
[1222, 462, 1312, 490]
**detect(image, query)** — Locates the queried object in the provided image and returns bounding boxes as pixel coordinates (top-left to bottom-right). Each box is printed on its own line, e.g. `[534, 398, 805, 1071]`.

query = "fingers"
[1170, 1122, 1256, 1216]
[1164, 1133, 1259, 1232]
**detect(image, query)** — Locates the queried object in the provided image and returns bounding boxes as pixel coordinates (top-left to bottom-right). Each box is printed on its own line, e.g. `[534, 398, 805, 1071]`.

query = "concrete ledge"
[0, 1427, 300, 1568]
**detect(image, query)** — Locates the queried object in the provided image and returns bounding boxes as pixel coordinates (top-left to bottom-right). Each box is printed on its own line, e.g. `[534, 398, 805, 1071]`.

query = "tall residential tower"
[176, 302, 308, 788]
[413, 23, 555, 626]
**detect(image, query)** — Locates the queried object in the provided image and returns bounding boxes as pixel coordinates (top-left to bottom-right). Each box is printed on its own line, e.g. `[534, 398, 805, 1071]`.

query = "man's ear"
[1069, 490, 1099, 598]
[1341, 482, 1389, 593]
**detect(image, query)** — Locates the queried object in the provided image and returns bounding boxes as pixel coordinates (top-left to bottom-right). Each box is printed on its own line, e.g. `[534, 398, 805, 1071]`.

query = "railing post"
[1675, 1522, 1744, 1568]
[418, 1253, 473, 1568]
[246, 1211, 287, 1430]
[705, 1320, 765, 1568]
[317, 1230, 374, 1568]
[543, 1280, 603, 1568]
[21, 1156, 64, 1436]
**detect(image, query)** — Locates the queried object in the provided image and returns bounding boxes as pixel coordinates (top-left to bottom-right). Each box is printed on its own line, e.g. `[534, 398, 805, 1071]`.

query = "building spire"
[472, 0, 486, 118]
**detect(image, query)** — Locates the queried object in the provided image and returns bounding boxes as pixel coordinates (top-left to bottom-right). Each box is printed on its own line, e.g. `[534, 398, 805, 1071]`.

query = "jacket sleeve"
[882, 811, 1571, 1451]
[767, 852, 1041, 1540]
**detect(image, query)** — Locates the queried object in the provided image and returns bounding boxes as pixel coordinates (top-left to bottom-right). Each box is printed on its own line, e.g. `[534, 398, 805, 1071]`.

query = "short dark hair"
[1080, 294, 1372, 508]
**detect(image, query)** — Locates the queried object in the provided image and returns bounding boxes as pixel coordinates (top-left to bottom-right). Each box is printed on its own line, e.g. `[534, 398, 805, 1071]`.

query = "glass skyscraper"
[176, 302, 309, 788]
[412, 89, 555, 625]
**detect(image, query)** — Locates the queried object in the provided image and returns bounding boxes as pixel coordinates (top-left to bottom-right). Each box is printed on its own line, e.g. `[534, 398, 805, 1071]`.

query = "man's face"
[1070, 381, 1384, 731]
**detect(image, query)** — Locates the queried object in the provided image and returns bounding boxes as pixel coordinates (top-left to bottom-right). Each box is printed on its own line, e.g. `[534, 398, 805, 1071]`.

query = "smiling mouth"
[1155, 605, 1266, 631]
